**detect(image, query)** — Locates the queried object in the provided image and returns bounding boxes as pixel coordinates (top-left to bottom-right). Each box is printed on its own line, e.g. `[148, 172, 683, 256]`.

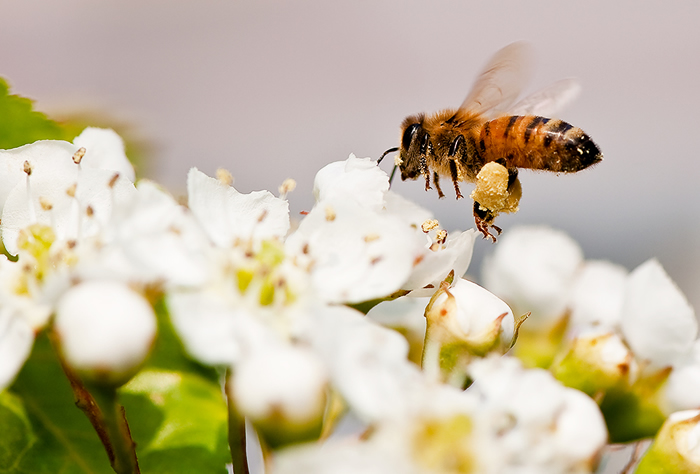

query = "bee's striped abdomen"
[479, 115, 602, 172]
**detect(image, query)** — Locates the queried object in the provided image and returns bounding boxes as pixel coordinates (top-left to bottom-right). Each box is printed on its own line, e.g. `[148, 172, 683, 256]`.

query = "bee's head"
[398, 114, 428, 181]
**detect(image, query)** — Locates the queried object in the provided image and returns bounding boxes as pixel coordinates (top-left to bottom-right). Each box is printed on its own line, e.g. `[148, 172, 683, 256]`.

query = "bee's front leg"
[433, 172, 445, 199]
[420, 156, 431, 191]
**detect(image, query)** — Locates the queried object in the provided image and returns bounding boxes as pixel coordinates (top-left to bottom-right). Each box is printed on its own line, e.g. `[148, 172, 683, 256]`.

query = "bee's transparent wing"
[459, 41, 534, 118]
[509, 78, 581, 117]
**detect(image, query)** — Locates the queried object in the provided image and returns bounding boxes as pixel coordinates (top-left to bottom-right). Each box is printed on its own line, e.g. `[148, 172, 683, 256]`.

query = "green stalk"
[88, 385, 141, 474]
[225, 372, 250, 474]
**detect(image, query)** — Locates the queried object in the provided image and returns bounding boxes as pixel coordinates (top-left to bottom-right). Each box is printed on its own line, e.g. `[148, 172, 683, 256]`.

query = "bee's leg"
[473, 201, 501, 243]
[449, 160, 463, 199]
[420, 156, 431, 191]
[433, 172, 445, 199]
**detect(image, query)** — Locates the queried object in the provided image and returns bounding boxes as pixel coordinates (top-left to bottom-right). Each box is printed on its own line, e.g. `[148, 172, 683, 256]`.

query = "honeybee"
[379, 42, 602, 241]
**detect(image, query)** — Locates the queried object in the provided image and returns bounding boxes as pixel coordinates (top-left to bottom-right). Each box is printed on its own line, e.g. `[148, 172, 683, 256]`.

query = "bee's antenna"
[377, 147, 398, 164]
[378, 147, 399, 187]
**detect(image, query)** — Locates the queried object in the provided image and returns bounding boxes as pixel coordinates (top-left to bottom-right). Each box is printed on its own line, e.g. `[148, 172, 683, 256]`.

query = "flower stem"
[50, 332, 140, 473]
[88, 385, 141, 474]
[226, 373, 250, 474]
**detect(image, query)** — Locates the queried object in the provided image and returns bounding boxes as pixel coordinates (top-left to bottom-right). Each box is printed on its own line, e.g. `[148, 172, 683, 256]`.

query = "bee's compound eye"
[402, 123, 421, 150]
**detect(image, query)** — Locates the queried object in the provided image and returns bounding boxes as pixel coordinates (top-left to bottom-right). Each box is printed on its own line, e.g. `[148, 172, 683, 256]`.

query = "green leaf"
[120, 370, 230, 472]
[0, 78, 71, 148]
[6, 332, 116, 473]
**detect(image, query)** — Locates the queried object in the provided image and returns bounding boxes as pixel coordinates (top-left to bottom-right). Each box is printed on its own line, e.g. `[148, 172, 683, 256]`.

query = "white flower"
[2, 157, 135, 256]
[468, 356, 607, 473]
[621, 259, 697, 368]
[481, 226, 583, 328]
[54, 280, 156, 385]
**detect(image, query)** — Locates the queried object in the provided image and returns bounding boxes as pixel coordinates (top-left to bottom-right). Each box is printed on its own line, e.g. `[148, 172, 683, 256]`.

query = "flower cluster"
[1, 129, 697, 473]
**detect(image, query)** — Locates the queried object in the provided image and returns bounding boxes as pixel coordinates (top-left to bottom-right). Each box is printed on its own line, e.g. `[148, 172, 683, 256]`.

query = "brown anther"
[39, 197, 53, 211]
[216, 168, 234, 186]
[324, 205, 336, 222]
[67, 240, 77, 249]
[257, 209, 268, 223]
[72, 147, 86, 164]
[108, 173, 120, 188]
[66, 183, 77, 198]
[370, 256, 383, 265]
[364, 233, 380, 243]
[23, 161, 32, 176]
[85, 205, 95, 217]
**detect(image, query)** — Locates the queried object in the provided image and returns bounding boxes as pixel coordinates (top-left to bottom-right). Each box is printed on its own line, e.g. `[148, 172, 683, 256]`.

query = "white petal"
[621, 259, 697, 367]
[287, 201, 423, 304]
[0, 141, 79, 214]
[167, 289, 279, 366]
[87, 180, 211, 286]
[383, 191, 433, 227]
[664, 341, 700, 413]
[569, 260, 627, 329]
[54, 281, 156, 377]
[481, 226, 583, 327]
[73, 128, 135, 181]
[0, 308, 34, 390]
[403, 229, 477, 292]
[187, 168, 290, 247]
[313, 154, 388, 211]
[550, 388, 608, 466]
[308, 305, 424, 423]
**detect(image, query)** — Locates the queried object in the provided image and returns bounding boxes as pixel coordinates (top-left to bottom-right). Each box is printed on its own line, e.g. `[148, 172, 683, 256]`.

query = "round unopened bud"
[425, 278, 515, 356]
[636, 410, 700, 474]
[54, 281, 157, 386]
[552, 330, 636, 396]
[230, 345, 328, 448]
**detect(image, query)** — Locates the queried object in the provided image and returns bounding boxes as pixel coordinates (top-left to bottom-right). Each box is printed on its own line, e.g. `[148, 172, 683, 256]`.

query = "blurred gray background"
[2, 1, 700, 311]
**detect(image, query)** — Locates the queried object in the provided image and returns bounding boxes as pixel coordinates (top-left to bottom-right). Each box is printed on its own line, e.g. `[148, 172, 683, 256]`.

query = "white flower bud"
[636, 409, 700, 473]
[425, 278, 514, 355]
[552, 329, 637, 396]
[230, 344, 328, 448]
[54, 280, 156, 385]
